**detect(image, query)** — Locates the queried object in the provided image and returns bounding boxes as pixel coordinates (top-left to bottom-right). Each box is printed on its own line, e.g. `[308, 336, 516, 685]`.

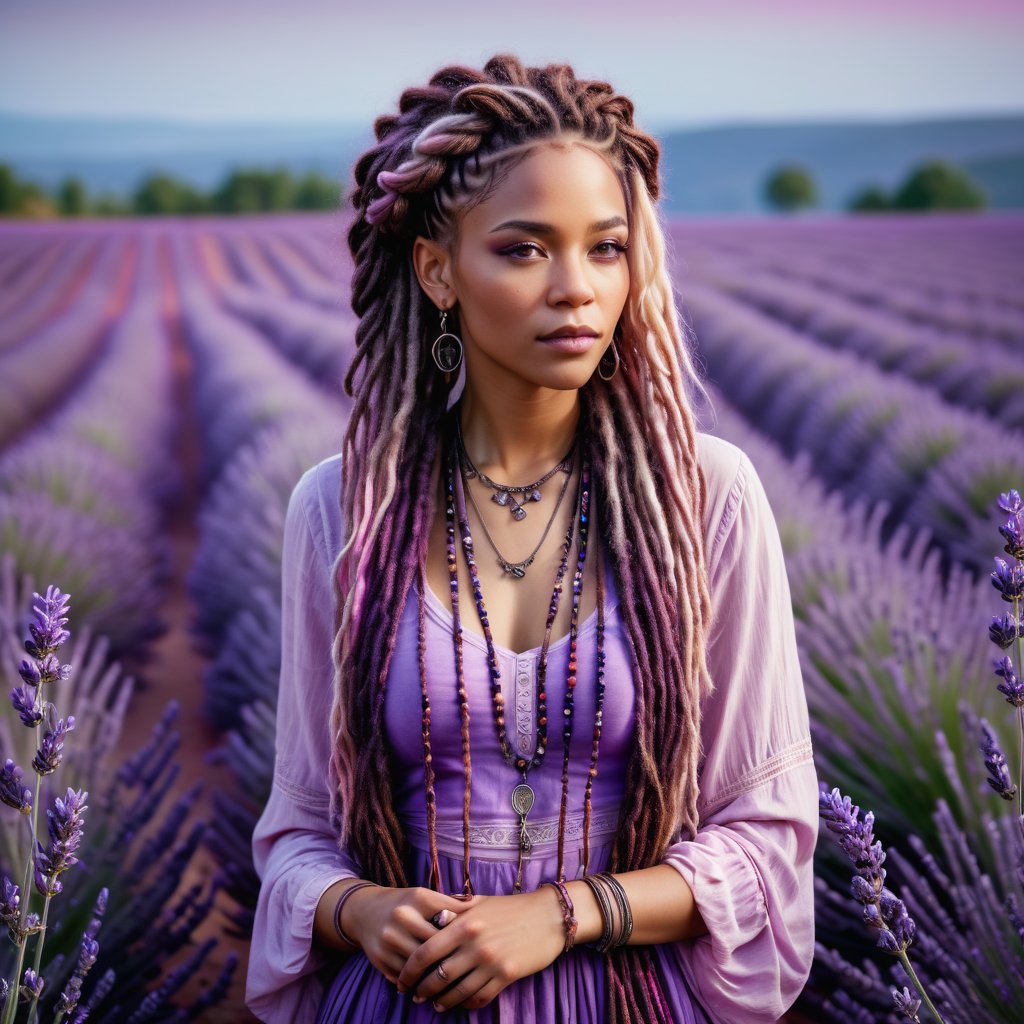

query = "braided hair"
[327, 53, 716, 1023]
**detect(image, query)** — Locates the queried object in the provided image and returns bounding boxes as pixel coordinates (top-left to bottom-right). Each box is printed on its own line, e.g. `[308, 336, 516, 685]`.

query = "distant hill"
[1, 109, 1021, 214]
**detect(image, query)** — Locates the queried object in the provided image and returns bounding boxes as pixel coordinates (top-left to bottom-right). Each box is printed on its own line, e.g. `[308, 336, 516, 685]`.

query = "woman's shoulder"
[289, 452, 345, 565]
[693, 431, 750, 569]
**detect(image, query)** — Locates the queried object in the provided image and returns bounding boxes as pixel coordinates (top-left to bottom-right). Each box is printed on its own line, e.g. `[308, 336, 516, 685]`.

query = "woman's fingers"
[414, 959, 491, 1010]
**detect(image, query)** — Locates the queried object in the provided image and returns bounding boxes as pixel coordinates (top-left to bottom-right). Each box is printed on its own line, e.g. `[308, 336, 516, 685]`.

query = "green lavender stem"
[898, 950, 947, 1023]
[1, 715, 45, 1024]
[24, 894, 51, 1024]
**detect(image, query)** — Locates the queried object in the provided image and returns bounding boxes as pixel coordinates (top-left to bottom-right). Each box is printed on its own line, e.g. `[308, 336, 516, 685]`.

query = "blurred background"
[0, 1, 1022, 1021]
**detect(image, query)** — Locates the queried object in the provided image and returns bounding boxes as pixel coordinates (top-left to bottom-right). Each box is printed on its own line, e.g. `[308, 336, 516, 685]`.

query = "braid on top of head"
[328, 52, 714, 1024]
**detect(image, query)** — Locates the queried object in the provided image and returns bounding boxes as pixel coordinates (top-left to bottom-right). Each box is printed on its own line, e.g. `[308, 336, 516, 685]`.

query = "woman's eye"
[594, 241, 628, 257]
[503, 242, 543, 259]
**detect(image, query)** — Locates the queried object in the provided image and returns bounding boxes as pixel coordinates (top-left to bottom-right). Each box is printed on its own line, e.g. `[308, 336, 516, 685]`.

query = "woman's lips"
[538, 334, 599, 353]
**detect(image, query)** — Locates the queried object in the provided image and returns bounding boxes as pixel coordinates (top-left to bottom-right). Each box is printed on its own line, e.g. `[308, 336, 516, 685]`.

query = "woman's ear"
[412, 236, 455, 310]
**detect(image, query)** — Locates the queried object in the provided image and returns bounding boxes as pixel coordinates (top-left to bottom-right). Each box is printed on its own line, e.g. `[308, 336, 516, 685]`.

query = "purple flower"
[991, 557, 1024, 602]
[57, 886, 107, 1019]
[998, 489, 1023, 516]
[989, 611, 1020, 649]
[980, 718, 1019, 800]
[20, 968, 43, 1000]
[819, 783, 916, 955]
[18, 658, 40, 687]
[992, 655, 1024, 707]
[33, 788, 88, 897]
[10, 685, 42, 727]
[999, 512, 1024, 560]
[31, 706, 76, 776]
[892, 985, 921, 1022]
[0, 758, 33, 814]
[0, 876, 19, 930]
[24, 585, 71, 659]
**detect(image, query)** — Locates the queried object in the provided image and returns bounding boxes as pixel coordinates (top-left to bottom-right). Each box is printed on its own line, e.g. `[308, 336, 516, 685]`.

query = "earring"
[597, 335, 620, 381]
[431, 306, 463, 384]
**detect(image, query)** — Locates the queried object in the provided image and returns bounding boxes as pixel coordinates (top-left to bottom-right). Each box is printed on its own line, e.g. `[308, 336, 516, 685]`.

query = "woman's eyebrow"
[488, 216, 627, 234]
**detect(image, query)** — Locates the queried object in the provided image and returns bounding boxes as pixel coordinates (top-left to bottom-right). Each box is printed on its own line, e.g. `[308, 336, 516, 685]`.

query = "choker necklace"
[455, 414, 576, 522]
[460, 444, 576, 579]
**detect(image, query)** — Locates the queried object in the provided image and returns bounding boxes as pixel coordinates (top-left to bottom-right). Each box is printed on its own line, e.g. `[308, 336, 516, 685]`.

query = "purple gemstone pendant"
[493, 491, 510, 507]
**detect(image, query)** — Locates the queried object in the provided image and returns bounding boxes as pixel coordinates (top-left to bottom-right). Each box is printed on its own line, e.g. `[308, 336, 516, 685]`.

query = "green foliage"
[57, 176, 88, 216]
[764, 163, 819, 212]
[891, 158, 987, 210]
[848, 184, 891, 212]
[0, 163, 55, 217]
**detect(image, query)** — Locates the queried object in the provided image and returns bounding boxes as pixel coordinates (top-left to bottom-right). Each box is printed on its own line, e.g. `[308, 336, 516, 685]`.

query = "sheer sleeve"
[659, 449, 818, 1024]
[245, 467, 364, 1024]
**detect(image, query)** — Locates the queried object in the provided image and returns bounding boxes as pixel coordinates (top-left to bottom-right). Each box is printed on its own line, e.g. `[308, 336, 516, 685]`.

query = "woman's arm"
[246, 465, 365, 1024]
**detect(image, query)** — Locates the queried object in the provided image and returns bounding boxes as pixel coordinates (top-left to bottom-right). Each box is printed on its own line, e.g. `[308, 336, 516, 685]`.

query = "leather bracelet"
[542, 880, 578, 954]
[333, 880, 376, 950]
[581, 873, 616, 952]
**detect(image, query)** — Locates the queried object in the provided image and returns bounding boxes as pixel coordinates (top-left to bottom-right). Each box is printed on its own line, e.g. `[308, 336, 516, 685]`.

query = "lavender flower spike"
[989, 611, 1021, 650]
[992, 654, 1024, 707]
[893, 985, 922, 1022]
[980, 718, 1019, 800]
[19, 968, 43, 1001]
[0, 759, 33, 814]
[998, 489, 1023, 515]
[24, 586, 71, 660]
[56, 886, 107, 1021]
[34, 788, 88, 898]
[9, 686, 42, 727]
[991, 557, 1024, 603]
[31, 707, 76, 776]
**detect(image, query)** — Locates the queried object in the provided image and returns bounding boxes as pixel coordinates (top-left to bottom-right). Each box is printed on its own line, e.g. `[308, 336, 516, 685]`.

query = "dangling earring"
[431, 306, 463, 385]
[597, 332, 620, 381]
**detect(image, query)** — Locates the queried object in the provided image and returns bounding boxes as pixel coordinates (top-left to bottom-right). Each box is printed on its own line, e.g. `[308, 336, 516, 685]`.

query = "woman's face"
[415, 141, 631, 396]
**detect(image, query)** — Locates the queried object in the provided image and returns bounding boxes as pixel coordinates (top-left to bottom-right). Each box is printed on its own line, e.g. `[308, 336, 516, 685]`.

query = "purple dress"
[245, 432, 819, 1024]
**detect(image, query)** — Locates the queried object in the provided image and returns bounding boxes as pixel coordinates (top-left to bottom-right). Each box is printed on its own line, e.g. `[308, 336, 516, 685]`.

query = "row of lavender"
[0, 228, 237, 1021]
[5, 212, 1021, 1020]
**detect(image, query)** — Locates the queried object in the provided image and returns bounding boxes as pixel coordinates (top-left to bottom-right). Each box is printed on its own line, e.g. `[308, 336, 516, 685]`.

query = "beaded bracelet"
[543, 880, 578, 954]
[333, 880, 376, 950]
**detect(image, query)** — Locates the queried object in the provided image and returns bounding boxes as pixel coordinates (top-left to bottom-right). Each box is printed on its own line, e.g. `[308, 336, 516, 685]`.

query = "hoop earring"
[431, 306, 463, 384]
[597, 336, 620, 381]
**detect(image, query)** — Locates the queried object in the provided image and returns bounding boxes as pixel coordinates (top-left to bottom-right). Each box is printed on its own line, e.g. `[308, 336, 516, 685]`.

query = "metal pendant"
[512, 782, 535, 852]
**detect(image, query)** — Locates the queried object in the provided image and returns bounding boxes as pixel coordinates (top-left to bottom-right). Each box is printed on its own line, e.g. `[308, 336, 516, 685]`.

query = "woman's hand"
[345, 886, 476, 988]
[394, 889, 566, 1012]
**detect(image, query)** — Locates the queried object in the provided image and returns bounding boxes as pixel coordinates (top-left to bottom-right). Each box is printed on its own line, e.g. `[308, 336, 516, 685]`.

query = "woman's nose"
[548, 255, 595, 306]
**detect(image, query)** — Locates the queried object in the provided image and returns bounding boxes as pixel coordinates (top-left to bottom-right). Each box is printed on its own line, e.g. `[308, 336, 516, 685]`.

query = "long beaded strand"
[555, 455, 591, 884]
[452, 418, 602, 892]
[415, 556, 442, 893]
[581, 523, 606, 879]
[443, 423, 476, 898]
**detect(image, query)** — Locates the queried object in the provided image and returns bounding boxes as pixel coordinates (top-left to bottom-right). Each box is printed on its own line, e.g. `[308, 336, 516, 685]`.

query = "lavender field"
[0, 210, 1021, 1023]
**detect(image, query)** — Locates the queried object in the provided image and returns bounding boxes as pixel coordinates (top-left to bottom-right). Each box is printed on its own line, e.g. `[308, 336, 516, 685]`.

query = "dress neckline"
[414, 543, 619, 660]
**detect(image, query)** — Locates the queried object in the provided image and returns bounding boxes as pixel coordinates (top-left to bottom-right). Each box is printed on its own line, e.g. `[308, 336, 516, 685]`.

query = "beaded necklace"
[414, 405, 609, 898]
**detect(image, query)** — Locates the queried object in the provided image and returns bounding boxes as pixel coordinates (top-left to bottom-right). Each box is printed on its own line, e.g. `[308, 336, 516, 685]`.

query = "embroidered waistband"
[401, 806, 622, 862]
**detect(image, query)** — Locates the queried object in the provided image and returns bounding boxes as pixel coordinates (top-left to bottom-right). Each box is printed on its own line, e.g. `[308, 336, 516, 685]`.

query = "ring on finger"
[431, 909, 456, 928]
[435, 958, 450, 982]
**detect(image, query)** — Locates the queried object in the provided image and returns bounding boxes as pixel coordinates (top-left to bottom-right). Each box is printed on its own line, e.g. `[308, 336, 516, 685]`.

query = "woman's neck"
[457, 387, 582, 482]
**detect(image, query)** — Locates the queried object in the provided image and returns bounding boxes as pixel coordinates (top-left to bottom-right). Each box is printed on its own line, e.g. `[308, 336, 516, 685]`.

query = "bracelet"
[581, 872, 633, 952]
[333, 880, 376, 950]
[542, 880, 578, 954]
[596, 872, 633, 949]
[581, 873, 616, 952]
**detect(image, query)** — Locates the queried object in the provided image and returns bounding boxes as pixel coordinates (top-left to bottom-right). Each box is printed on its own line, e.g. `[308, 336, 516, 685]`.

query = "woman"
[246, 54, 818, 1024]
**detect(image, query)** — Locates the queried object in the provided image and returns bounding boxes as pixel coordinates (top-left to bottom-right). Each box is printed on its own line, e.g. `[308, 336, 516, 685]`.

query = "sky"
[1, 0, 1022, 131]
